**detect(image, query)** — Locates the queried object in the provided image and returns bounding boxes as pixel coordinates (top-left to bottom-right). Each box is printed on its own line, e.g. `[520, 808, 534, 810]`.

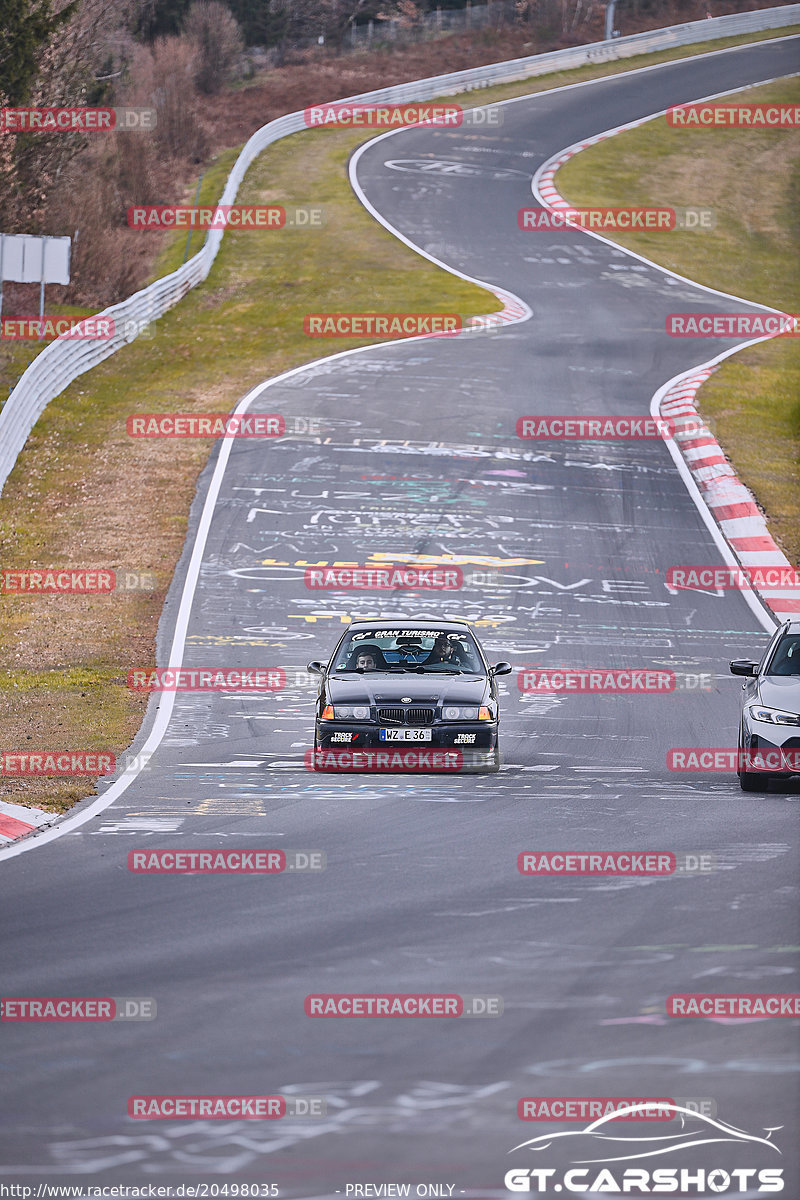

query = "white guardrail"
[1, 4, 798, 494]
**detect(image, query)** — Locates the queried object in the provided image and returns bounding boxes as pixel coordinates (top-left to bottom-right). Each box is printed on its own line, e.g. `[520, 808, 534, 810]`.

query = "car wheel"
[738, 730, 768, 792]
[739, 768, 768, 792]
[480, 745, 500, 774]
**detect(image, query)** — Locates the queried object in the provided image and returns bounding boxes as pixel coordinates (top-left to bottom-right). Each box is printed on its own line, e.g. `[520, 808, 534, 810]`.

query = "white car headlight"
[749, 705, 800, 726]
[352, 706, 370, 720]
[443, 706, 478, 720]
[335, 706, 353, 719]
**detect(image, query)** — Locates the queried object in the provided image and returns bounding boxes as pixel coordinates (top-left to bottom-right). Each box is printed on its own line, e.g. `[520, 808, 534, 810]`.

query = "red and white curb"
[459, 286, 531, 335]
[533, 96, 800, 627]
[661, 368, 800, 621]
[0, 798, 53, 844]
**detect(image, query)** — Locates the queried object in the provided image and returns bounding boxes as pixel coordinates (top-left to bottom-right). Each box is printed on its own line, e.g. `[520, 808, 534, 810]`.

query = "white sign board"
[0, 234, 71, 284]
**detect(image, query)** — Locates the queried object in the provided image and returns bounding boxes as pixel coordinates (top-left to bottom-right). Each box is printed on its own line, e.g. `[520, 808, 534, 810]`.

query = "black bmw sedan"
[307, 619, 512, 771]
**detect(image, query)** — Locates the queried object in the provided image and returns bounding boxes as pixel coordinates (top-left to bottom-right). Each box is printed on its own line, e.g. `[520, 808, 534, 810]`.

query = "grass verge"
[555, 76, 800, 570]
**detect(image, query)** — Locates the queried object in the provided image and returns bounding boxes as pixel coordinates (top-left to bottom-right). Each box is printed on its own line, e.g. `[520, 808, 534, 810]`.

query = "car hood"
[327, 672, 487, 707]
[757, 676, 800, 713]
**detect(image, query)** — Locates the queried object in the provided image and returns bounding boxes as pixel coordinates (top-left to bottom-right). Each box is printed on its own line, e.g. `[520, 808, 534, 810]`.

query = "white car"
[730, 620, 800, 791]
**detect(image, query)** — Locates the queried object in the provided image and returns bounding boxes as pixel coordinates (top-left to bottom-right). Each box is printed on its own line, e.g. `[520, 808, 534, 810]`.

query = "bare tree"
[184, 0, 243, 94]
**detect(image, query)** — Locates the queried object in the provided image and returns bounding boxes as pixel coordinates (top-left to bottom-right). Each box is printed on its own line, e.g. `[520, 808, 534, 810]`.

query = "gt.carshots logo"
[504, 1103, 784, 1193]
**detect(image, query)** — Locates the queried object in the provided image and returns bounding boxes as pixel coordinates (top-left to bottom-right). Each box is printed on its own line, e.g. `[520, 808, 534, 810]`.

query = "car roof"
[344, 618, 471, 631]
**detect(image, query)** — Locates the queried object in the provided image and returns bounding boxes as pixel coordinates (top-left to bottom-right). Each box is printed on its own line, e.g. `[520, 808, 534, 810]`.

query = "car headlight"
[748, 705, 800, 726]
[323, 704, 370, 720]
[443, 706, 479, 720]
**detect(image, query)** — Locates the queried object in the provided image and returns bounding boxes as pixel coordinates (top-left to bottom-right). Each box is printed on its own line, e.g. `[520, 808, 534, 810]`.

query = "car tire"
[481, 745, 500, 774]
[739, 769, 768, 792]
[738, 730, 769, 792]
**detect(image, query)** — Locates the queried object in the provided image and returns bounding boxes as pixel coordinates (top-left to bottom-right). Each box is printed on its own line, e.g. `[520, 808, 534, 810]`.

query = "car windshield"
[765, 633, 800, 676]
[332, 628, 483, 674]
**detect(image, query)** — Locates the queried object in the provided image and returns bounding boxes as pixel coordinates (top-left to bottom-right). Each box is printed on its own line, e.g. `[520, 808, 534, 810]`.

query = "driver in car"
[425, 633, 466, 667]
[354, 648, 381, 671]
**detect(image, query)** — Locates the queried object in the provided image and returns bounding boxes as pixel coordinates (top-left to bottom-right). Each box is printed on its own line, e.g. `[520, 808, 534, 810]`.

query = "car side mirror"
[307, 661, 327, 675]
[490, 662, 513, 676]
[729, 660, 758, 677]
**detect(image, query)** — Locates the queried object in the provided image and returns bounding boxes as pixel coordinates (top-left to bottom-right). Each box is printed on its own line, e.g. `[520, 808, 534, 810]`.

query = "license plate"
[380, 728, 432, 742]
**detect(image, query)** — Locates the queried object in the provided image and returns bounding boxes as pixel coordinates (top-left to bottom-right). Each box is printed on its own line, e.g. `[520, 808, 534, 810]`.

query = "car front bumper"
[316, 720, 498, 751]
[740, 727, 800, 775]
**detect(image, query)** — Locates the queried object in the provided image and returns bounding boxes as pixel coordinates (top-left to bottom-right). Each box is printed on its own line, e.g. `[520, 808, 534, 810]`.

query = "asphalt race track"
[2, 34, 799, 1196]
